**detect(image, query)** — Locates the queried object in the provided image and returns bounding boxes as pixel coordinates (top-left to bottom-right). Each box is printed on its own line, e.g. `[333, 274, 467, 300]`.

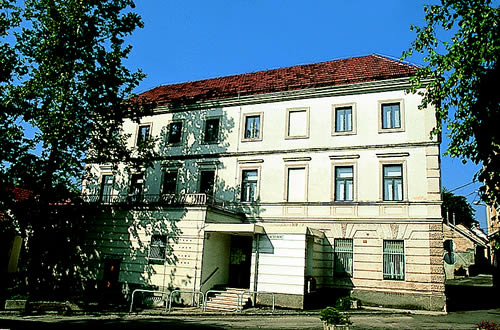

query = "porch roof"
[204, 223, 265, 235]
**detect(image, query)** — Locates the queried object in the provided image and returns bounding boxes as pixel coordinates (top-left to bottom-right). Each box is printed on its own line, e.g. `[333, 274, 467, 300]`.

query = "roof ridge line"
[138, 54, 381, 92]
[372, 53, 420, 68]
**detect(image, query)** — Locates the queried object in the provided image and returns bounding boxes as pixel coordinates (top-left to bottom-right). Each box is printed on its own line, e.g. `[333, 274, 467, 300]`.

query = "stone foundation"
[351, 289, 446, 311]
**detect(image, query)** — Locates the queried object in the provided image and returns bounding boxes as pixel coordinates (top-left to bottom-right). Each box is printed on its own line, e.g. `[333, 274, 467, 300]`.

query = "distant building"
[83, 54, 445, 311]
[443, 222, 489, 278]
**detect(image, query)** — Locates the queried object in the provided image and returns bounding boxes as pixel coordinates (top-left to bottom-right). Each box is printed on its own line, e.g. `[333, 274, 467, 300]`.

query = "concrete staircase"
[204, 288, 251, 312]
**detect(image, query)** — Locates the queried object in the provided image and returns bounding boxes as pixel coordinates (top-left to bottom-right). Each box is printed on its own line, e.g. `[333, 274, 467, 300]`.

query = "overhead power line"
[448, 180, 477, 193]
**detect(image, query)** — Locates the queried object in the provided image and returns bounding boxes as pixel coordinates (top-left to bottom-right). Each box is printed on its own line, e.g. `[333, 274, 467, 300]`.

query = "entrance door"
[229, 236, 252, 288]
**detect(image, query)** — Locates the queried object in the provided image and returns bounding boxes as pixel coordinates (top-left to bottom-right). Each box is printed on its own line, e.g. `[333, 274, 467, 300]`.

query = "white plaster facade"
[84, 56, 445, 311]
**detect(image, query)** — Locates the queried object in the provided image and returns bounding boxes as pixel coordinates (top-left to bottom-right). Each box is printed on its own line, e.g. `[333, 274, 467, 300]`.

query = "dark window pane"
[383, 240, 405, 280]
[244, 116, 260, 139]
[162, 172, 177, 194]
[137, 125, 151, 145]
[241, 169, 258, 202]
[335, 166, 353, 201]
[168, 122, 182, 144]
[129, 174, 144, 202]
[382, 103, 401, 129]
[204, 118, 220, 143]
[149, 235, 167, 264]
[100, 175, 114, 203]
[335, 107, 352, 132]
[334, 238, 353, 276]
[383, 165, 403, 201]
[199, 170, 215, 195]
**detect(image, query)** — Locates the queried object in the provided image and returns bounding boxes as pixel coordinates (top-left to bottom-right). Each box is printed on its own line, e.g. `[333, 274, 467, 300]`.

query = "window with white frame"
[335, 106, 353, 132]
[129, 173, 144, 202]
[199, 170, 215, 196]
[241, 169, 258, 202]
[383, 240, 405, 280]
[334, 238, 353, 276]
[243, 114, 261, 140]
[204, 118, 220, 143]
[286, 108, 309, 138]
[383, 164, 403, 201]
[335, 166, 353, 201]
[381, 103, 401, 129]
[136, 124, 151, 145]
[287, 167, 307, 202]
[162, 171, 177, 195]
[167, 121, 183, 144]
[99, 175, 114, 203]
[149, 235, 167, 264]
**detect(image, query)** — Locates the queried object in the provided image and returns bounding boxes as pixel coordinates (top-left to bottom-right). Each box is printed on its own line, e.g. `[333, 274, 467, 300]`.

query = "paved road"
[1, 309, 500, 329]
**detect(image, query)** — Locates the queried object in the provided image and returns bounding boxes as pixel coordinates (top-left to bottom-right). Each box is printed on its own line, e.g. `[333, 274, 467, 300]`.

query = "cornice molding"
[154, 141, 439, 161]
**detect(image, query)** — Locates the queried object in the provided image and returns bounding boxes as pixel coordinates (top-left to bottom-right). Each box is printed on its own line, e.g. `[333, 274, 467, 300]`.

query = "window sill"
[378, 128, 405, 133]
[285, 135, 309, 140]
[331, 131, 356, 136]
[241, 138, 262, 143]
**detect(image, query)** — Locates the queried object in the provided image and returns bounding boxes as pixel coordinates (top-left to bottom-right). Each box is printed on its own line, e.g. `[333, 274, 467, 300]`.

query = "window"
[167, 121, 183, 144]
[162, 171, 177, 194]
[286, 108, 309, 138]
[334, 238, 353, 276]
[243, 114, 261, 140]
[241, 169, 258, 202]
[99, 175, 114, 203]
[335, 166, 353, 201]
[287, 167, 306, 202]
[199, 170, 215, 196]
[381, 103, 401, 129]
[383, 165, 403, 201]
[137, 124, 151, 145]
[204, 118, 220, 143]
[149, 235, 167, 264]
[335, 106, 353, 132]
[383, 240, 405, 280]
[129, 173, 144, 202]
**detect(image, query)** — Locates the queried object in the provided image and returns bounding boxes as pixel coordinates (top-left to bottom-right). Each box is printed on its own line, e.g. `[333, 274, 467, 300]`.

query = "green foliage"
[476, 320, 500, 330]
[319, 306, 352, 325]
[442, 188, 476, 227]
[335, 296, 358, 311]
[402, 0, 500, 210]
[0, 0, 155, 296]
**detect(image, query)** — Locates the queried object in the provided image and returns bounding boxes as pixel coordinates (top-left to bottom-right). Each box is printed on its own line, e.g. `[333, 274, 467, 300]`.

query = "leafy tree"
[441, 188, 476, 228]
[0, 0, 155, 297]
[402, 0, 500, 211]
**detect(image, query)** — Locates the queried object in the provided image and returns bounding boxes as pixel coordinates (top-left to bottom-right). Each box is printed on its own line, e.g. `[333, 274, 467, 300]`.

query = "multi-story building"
[84, 54, 445, 311]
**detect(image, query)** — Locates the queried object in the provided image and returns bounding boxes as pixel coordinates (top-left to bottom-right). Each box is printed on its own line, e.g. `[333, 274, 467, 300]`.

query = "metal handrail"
[129, 289, 169, 313]
[241, 290, 275, 312]
[167, 289, 204, 312]
[203, 290, 241, 312]
[200, 267, 219, 288]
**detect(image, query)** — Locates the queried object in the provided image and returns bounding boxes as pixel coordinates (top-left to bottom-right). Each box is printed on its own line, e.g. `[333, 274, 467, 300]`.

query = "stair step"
[204, 287, 251, 312]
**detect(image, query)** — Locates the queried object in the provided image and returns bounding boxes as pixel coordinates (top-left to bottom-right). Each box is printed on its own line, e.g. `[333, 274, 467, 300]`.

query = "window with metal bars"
[383, 240, 405, 280]
[334, 238, 353, 277]
[148, 235, 167, 264]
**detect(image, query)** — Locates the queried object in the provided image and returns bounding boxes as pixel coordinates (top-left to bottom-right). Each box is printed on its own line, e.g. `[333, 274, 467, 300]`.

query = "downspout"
[253, 234, 260, 296]
[235, 93, 242, 201]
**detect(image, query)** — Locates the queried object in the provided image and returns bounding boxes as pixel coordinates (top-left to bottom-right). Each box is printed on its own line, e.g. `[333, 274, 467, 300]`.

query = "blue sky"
[124, 0, 487, 228]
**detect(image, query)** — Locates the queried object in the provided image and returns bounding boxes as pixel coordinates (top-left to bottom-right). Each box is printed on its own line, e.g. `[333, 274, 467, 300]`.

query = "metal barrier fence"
[129, 289, 169, 313]
[167, 289, 204, 312]
[203, 290, 241, 312]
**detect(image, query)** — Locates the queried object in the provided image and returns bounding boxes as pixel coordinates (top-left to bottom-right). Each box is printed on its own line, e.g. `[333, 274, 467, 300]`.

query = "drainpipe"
[253, 234, 260, 302]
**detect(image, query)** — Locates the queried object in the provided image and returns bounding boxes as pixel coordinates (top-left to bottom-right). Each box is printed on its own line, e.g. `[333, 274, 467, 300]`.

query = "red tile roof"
[136, 55, 418, 106]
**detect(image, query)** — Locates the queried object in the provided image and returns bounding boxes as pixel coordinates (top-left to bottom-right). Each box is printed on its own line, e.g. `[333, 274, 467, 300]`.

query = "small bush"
[319, 306, 352, 325]
[476, 321, 500, 330]
[335, 296, 359, 310]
